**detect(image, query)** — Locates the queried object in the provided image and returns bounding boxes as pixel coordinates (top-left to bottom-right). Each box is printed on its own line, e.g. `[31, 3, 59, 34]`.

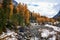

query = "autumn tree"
[17, 4, 30, 26]
[11, 3, 25, 26]
[24, 9, 30, 26]
[30, 12, 37, 22]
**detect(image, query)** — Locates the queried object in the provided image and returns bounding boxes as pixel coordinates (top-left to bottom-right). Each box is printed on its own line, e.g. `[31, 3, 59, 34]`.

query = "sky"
[15, 0, 60, 18]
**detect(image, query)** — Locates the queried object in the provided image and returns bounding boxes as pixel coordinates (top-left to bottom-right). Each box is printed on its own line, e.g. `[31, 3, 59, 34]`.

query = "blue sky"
[15, 0, 60, 18]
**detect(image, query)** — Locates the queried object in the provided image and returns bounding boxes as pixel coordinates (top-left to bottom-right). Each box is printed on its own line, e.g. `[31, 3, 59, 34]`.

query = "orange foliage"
[9, 3, 13, 15]
[0, 3, 2, 8]
[17, 3, 30, 24]
[50, 18, 55, 23]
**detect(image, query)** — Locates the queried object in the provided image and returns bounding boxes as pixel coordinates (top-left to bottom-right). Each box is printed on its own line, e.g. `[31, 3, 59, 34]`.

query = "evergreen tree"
[0, 0, 13, 33]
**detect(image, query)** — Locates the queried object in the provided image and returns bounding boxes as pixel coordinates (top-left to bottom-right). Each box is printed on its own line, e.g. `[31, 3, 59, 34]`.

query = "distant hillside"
[53, 11, 60, 19]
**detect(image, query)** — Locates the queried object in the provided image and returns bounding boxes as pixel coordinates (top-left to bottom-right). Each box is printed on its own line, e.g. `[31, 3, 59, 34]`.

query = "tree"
[0, 8, 4, 34]
[0, 0, 13, 33]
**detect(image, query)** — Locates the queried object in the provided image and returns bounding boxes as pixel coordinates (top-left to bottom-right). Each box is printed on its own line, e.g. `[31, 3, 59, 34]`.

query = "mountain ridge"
[53, 11, 60, 19]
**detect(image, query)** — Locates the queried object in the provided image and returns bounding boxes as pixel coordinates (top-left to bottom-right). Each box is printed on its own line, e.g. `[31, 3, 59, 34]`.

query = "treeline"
[30, 12, 56, 24]
[0, 0, 56, 34]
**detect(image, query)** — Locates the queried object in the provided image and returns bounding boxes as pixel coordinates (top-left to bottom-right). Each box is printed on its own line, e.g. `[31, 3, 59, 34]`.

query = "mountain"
[53, 11, 60, 19]
[0, 0, 18, 6]
[13, 0, 18, 6]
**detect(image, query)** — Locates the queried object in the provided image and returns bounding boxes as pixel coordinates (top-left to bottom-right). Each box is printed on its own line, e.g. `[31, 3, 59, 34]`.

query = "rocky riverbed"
[0, 24, 60, 40]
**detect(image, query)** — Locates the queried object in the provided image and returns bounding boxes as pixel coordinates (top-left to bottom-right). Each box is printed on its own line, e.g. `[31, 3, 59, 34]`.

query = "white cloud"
[15, 0, 59, 18]
[27, 2, 58, 18]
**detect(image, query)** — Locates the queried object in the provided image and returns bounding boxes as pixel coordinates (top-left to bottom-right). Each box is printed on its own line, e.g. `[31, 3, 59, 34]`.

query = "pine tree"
[0, 0, 13, 33]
